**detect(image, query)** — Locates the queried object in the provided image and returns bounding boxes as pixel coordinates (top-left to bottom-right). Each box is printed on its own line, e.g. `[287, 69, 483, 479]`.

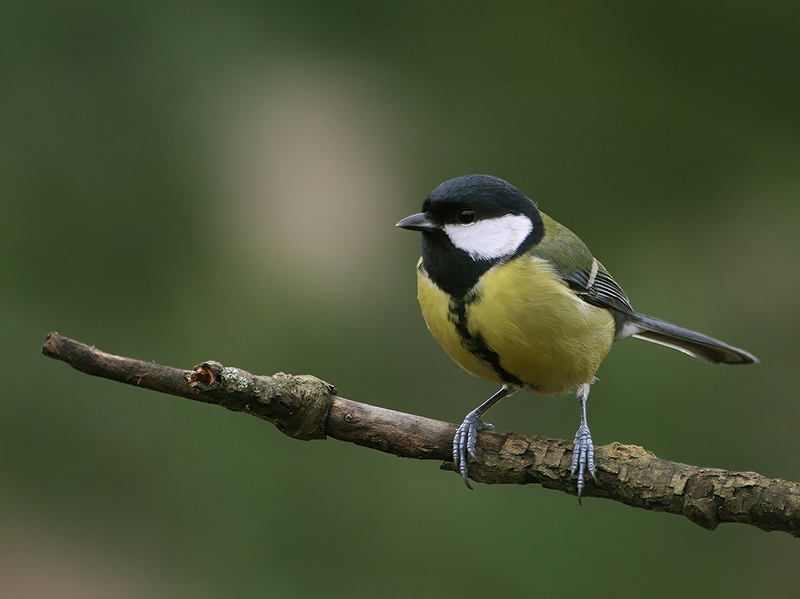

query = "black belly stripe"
[448, 291, 526, 388]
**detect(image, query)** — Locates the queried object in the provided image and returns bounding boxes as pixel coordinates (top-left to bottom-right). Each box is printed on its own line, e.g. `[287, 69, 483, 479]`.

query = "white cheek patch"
[444, 214, 533, 260]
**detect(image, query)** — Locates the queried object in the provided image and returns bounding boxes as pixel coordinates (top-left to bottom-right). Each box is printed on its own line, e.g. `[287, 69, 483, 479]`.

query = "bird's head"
[397, 174, 543, 262]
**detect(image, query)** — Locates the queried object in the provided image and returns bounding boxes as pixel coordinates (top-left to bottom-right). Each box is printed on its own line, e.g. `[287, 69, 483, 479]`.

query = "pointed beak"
[396, 212, 439, 232]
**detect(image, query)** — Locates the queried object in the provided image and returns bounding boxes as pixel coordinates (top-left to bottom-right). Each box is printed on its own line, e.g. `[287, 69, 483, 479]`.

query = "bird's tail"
[627, 313, 759, 365]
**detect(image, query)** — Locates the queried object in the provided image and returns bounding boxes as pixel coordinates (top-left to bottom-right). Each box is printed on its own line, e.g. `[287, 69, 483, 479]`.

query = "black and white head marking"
[414, 175, 545, 298]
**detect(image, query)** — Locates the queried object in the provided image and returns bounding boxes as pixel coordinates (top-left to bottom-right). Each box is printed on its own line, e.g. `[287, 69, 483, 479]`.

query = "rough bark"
[42, 332, 800, 537]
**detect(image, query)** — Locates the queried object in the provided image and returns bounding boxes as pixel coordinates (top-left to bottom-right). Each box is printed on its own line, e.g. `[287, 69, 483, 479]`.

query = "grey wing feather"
[574, 264, 634, 315]
[537, 239, 758, 364]
[532, 217, 758, 364]
[552, 258, 637, 335]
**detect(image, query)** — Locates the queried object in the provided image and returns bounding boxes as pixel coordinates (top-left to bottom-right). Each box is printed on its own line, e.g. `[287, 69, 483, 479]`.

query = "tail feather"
[628, 313, 759, 365]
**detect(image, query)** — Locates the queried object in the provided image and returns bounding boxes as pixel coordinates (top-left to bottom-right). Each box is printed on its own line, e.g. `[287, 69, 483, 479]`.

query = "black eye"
[458, 210, 476, 224]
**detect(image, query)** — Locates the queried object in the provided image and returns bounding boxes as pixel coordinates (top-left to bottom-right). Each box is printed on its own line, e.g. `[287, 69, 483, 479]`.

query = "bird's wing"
[533, 215, 635, 316]
[570, 261, 635, 315]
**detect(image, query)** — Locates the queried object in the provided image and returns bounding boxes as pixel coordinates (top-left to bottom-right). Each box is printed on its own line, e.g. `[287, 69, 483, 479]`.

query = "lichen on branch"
[42, 332, 800, 538]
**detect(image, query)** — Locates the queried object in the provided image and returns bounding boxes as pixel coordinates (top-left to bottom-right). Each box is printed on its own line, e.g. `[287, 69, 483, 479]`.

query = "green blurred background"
[2, 2, 799, 597]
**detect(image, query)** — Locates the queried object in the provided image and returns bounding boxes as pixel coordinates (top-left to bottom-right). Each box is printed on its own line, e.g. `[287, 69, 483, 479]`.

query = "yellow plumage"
[417, 254, 615, 395]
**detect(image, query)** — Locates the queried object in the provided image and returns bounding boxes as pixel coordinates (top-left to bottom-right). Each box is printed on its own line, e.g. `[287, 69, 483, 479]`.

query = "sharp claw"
[452, 411, 493, 490]
[571, 423, 595, 503]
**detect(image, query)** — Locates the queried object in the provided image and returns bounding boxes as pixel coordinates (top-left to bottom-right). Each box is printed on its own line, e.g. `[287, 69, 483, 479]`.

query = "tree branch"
[41, 332, 800, 537]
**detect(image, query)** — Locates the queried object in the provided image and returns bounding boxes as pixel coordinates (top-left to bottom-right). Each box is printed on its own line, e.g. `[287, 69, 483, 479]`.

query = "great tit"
[397, 174, 758, 501]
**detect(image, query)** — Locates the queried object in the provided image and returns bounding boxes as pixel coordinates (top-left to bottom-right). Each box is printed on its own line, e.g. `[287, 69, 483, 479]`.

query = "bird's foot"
[453, 411, 495, 490]
[570, 423, 596, 504]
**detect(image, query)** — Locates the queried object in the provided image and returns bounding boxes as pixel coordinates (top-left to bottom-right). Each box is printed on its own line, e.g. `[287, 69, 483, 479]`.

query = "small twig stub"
[42, 332, 800, 537]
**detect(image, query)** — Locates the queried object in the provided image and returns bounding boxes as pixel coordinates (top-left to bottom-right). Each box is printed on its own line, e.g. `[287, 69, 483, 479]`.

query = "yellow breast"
[417, 255, 615, 395]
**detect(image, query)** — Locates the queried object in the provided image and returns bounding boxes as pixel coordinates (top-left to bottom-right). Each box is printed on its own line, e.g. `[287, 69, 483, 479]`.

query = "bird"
[396, 174, 758, 501]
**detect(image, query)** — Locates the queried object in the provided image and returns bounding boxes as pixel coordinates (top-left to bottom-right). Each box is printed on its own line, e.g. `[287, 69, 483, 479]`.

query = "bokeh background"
[3, 2, 799, 597]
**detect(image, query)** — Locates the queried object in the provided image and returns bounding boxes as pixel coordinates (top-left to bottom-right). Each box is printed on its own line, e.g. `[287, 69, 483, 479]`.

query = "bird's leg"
[454, 384, 517, 489]
[570, 382, 597, 503]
